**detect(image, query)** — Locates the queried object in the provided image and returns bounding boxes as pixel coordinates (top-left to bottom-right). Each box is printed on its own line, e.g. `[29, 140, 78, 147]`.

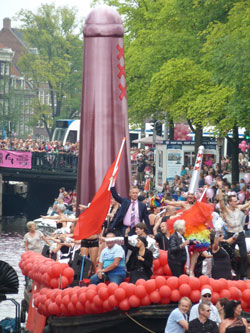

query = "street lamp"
[217, 137, 224, 174]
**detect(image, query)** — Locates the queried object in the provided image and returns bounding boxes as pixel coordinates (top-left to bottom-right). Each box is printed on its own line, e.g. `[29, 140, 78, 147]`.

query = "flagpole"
[108, 137, 126, 190]
[199, 186, 207, 202]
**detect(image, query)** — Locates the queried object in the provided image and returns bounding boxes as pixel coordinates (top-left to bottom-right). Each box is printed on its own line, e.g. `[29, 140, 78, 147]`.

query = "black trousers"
[168, 261, 185, 277]
[226, 231, 247, 278]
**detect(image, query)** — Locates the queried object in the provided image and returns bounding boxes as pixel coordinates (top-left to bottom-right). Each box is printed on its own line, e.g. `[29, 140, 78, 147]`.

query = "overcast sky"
[0, 0, 93, 28]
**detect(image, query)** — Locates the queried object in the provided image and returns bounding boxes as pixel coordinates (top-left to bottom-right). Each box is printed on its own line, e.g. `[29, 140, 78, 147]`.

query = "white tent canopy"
[132, 135, 164, 144]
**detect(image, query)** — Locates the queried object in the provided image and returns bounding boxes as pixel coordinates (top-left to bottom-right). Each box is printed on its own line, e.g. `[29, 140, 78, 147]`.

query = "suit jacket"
[168, 231, 187, 265]
[110, 186, 152, 233]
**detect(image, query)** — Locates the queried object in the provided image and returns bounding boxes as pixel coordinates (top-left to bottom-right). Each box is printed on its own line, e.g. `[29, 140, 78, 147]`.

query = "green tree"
[149, 58, 234, 152]
[202, 0, 250, 181]
[17, 4, 83, 139]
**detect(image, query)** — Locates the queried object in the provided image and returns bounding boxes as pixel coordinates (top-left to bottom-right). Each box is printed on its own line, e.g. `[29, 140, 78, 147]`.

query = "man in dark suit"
[110, 185, 152, 235]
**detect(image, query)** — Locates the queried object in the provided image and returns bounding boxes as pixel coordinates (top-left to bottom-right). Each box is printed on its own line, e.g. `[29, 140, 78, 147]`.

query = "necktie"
[131, 201, 136, 228]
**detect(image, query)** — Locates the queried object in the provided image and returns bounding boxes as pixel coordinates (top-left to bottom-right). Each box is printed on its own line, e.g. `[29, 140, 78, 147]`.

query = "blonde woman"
[24, 221, 50, 253]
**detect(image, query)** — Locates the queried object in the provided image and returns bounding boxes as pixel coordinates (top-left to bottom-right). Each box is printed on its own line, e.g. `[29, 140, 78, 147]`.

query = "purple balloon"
[206, 188, 214, 199]
[243, 173, 250, 184]
[205, 175, 213, 185]
[238, 192, 245, 203]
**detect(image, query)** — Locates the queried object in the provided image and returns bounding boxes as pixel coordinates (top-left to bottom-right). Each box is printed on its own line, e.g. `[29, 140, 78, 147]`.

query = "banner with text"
[0, 150, 32, 169]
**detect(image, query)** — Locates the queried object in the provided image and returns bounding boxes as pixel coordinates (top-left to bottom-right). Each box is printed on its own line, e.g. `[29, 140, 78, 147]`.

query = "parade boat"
[17, 5, 250, 333]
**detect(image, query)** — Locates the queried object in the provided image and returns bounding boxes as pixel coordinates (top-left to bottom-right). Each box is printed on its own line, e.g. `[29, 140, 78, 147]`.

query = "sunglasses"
[203, 294, 211, 298]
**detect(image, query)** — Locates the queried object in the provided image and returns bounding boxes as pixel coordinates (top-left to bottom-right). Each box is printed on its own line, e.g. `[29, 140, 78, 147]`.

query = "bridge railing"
[31, 152, 78, 173]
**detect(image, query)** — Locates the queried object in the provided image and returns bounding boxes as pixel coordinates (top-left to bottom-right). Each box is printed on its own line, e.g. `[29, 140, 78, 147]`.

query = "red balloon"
[241, 300, 248, 310]
[86, 289, 96, 302]
[122, 283, 136, 297]
[135, 285, 147, 299]
[135, 279, 147, 287]
[166, 277, 179, 290]
[79, 292, 87, 304]
[108, 295, 118, 308]
[218, 278, 228, 290]
[236, 280, 246, 292]
[98, 287, 109, 301]
[179, 284, 191, 297]
[209, 279, 220, 293]
[150, 291, 160, 304]
[211, 292, 220, 305]
[190, 290, 201, 303]
[85, 300, 93, 314]
[61, 276, 69, 289]
[202, 284, 213, 293]
[93, 295, 103, 308]
[114, 288, 126, 301]
[159, 285, 171, 299]
[119, 299, 130, 311]
[155, 276, 166, 289]
[155, 267, 164, 276]
[55, 294, 62, 306]
[170, 290, 181, 302]
[60, 303, 69, 316]
[71, 293, 79, 305]
[163, 264, 172, 276]
[153, 259, 160, 271]
[220, 289, 231, 299]
[48, 302, 60, 316]
[229, 287, 241, 300]
[145, 279, 156, 294]
[103, 299, 112, 312]
[63, 267, 74, 283]
[108, 282, 118, 295]
[96, 283, 107, 291]
[62, 295, 70, 306]
[242, 289, 250, 304]
[159, 252, 168, 266]
[160, 297, 170, 304]
[51, 263, 63, 278]
[128, 295, 141, 308]
[50, 278, 59, 289]
[199, 275, 210, 286]
[141, 295, 151, 306]
[76, 301, 85, 314]
[178, 274, 190, 286]
[189, 277, 200, 290]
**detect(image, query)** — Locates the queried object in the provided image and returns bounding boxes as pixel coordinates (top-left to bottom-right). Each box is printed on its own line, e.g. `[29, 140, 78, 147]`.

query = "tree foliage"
[17, 4, 83, 138]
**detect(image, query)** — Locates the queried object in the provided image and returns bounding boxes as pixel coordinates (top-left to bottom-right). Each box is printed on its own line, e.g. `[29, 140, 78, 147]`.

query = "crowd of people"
[0, 137, 79, 155]
[166, 292, 248, 332]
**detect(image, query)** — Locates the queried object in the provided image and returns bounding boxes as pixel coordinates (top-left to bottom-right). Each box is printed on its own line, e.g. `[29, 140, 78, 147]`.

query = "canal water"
[0, 216, 27, 320]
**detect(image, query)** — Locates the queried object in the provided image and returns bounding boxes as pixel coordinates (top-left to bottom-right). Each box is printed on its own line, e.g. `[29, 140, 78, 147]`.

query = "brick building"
[0, 18, 49, 140]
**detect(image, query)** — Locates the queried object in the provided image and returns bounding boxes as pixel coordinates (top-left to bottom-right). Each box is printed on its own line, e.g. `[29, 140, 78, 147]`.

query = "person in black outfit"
[110, 184, 152, 236]
[189, 302, 218, 333]
[153, 216, 170, 251]
[168, 219, 195, 277]
[124, 227, 153, 284]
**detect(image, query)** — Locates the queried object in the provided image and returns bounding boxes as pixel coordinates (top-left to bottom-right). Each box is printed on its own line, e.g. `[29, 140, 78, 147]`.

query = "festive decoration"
[19, 251, 74, 288]
[150, 193, 166, 208]
[174, 123, 191, 141]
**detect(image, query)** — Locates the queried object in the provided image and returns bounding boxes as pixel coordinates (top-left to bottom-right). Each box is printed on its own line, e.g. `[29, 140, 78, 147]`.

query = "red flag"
[73, 139, 125, 240]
